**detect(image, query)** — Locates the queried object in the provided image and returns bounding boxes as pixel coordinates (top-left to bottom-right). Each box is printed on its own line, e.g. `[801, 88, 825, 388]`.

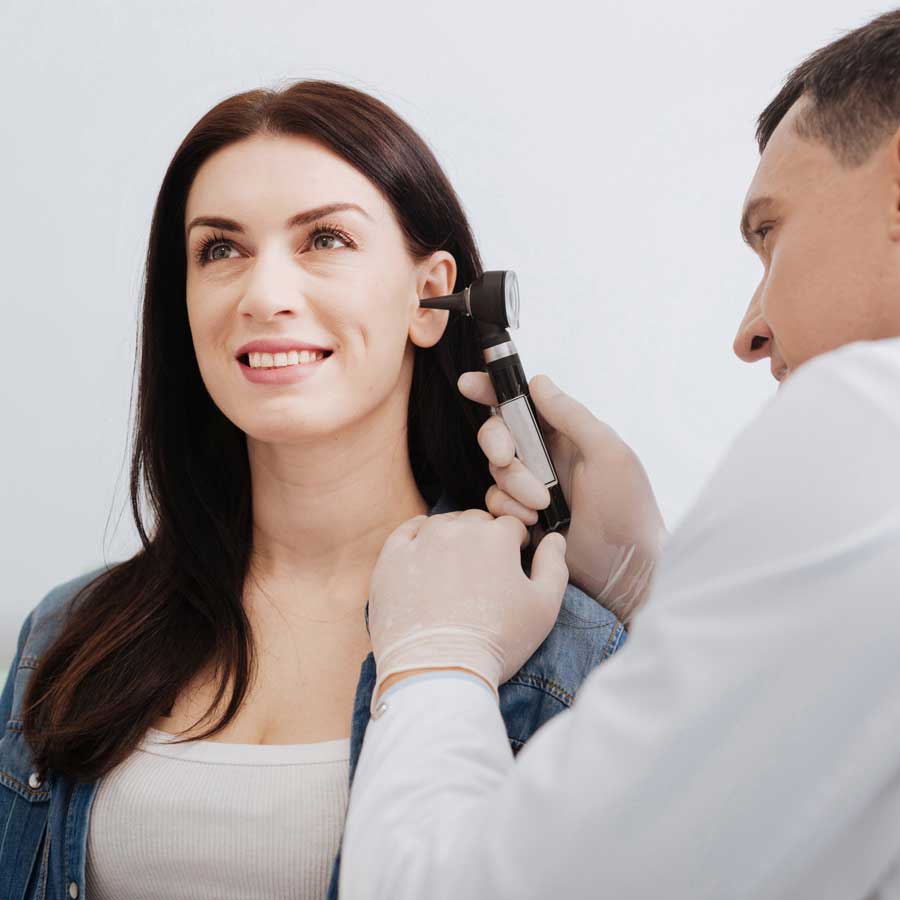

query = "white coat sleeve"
[339, 338, 900, 900]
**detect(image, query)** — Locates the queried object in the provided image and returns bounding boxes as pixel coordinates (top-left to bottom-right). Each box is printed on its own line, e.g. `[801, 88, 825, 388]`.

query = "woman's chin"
[241, 415, 345, 446]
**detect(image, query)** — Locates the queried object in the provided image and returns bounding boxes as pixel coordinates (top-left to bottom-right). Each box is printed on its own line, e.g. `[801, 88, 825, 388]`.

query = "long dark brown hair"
[23, 80, 493, 782]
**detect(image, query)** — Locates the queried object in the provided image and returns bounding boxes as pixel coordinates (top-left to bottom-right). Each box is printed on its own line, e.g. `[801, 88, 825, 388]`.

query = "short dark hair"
[757, 8, 900, 165]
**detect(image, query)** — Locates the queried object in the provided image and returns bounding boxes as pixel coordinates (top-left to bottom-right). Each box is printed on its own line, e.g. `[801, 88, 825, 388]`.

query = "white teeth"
[247, 350, 327, 369]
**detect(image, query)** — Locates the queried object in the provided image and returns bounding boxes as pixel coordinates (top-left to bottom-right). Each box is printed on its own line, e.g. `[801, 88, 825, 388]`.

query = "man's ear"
[889, 124, 900, 243]
[409, 251, 457, 349]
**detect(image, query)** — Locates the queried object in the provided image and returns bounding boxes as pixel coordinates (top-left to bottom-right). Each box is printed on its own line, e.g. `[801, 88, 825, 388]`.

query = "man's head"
[734, 9, 900, 383]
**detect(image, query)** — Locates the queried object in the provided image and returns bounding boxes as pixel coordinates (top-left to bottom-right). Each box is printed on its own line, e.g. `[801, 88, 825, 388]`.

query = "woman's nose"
[237, 253, 310, 321]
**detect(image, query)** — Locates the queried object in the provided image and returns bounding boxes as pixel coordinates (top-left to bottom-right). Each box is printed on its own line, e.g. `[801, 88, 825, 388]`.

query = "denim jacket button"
[371, 701, 388, 720]
[28, 772, 42, 789]
[69, 882, 79, 898]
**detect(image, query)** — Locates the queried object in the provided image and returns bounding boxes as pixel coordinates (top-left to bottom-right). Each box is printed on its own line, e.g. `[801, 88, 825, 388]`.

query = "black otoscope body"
[420, 270, 571, 534]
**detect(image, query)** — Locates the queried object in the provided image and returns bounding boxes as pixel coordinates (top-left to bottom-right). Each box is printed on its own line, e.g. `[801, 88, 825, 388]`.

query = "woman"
[0, 80, 625, 900]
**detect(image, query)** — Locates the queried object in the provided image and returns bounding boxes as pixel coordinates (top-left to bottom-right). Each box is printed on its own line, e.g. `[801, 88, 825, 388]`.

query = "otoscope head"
[418, 269, 520, 329]
[472, 270, 519, 329]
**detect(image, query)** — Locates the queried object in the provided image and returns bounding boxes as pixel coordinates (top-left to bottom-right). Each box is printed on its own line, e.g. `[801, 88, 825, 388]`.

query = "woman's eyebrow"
[185, 202, 372, 240]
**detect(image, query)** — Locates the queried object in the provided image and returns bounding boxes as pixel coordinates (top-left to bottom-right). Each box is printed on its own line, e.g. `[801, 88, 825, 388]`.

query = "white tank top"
[85, 727, 351, 900]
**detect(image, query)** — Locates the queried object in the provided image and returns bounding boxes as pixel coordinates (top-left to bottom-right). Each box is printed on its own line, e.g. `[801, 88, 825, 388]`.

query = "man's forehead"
[741, 97, 823, 215]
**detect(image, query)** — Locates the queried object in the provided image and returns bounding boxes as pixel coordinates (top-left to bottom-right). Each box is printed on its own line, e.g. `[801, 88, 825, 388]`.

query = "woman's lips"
[238, 352, 332, 385]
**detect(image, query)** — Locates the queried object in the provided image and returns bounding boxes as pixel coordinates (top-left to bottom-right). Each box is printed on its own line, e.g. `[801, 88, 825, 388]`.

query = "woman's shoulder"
[558, 580, 623, 631]
[1, 565, 110, 763]
[498, 581, 626, 750]
[529, 580, 625, 688]
[15, 564, 109, 667]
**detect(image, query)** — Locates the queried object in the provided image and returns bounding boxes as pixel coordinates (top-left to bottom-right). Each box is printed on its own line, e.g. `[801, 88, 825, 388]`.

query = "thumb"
[458, 371, 498, 407]
[528, 531, 569, 607]
[529, 374, 614, 453]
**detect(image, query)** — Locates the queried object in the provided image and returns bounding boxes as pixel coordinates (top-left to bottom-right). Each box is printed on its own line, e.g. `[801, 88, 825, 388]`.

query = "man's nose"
[732, 297, 773, 364]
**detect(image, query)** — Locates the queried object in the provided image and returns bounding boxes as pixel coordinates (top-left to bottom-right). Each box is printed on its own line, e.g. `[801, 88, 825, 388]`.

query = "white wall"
[0, 0, 883, 664]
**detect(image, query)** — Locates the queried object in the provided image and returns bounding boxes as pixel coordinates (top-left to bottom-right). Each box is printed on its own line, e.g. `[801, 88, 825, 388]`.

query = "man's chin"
[777, 369, 790, 388]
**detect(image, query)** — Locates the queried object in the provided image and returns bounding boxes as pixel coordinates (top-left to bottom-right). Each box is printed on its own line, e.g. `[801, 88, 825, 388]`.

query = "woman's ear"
[409, 251, 457, 349]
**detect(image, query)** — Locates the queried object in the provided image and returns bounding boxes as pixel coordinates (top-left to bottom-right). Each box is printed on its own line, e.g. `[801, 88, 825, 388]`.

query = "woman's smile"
[237, 349, 334, 385]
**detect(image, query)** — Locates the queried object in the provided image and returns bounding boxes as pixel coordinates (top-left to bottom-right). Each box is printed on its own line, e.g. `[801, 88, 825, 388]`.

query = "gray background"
[0, 0, 879, 665]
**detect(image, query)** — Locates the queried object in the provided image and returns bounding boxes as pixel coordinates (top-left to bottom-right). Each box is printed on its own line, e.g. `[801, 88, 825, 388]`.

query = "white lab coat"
[340, 337, 900, 900]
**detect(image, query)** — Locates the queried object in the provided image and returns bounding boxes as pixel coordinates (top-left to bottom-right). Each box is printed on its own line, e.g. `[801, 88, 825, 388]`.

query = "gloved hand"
[367, 509, 569, 712]
[458, 372, 668, 623]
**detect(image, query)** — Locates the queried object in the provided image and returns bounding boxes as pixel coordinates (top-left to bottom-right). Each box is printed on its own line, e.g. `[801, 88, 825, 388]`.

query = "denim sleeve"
[0, 612, 34, 726]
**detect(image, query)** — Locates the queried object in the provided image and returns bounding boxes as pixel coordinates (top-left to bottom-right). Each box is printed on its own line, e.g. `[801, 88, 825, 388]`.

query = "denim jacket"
[0, 494, 626, 900]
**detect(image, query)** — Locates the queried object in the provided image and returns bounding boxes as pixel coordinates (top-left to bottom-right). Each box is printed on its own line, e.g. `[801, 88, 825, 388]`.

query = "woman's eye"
[194, 226, 353, 266]
[194, 234, 237, 265]
[311, 231, 349, 251]
[209, 242, 236, 261]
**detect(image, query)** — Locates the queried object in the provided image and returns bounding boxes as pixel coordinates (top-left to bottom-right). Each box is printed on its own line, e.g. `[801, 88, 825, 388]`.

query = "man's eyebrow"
[185, 202, 372, 240]
[740, 196, 778, 246]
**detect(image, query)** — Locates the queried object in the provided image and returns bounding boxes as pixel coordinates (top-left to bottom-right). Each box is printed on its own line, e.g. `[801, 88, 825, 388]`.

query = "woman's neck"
[244, 407, 430, 622]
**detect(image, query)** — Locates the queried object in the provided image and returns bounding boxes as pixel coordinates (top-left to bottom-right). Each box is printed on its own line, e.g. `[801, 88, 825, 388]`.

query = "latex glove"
[458, 372, 667, 623]
[367, 509, 569, 712]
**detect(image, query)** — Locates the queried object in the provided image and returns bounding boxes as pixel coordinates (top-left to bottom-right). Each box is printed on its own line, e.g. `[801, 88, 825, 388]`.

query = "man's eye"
[753, 225, 773, 245]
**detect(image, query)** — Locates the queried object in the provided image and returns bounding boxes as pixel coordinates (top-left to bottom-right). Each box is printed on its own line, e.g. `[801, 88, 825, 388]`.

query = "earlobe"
[409, 306, 451, 349]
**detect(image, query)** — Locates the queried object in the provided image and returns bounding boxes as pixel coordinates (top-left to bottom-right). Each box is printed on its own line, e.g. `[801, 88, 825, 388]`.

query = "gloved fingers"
[529, 532, 569, 619]
[528, 374, 614, 451]
[477, 414, 517, 467]
[492, 512, 531, 549]
[454, 508, 495, 526]
[486, 484, 539, 526]
[489, 457, 552, 511]
[457, 371, 498, 407]
[381, 514, 430, 549]
[442, 508, 530, 550]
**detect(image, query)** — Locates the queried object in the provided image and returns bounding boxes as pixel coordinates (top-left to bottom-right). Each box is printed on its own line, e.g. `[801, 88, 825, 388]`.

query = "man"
[340, 9, 900, 899]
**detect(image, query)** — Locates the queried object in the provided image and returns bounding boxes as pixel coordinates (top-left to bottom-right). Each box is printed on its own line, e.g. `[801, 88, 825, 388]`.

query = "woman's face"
[184, 133, 452, 443]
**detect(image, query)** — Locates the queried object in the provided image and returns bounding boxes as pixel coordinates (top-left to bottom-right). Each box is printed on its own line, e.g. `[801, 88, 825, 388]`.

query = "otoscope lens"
[504, 270, 520, 329]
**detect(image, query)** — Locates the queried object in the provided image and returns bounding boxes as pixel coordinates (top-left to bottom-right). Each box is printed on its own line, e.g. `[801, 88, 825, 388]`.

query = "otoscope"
[420, 270, 571, 534]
